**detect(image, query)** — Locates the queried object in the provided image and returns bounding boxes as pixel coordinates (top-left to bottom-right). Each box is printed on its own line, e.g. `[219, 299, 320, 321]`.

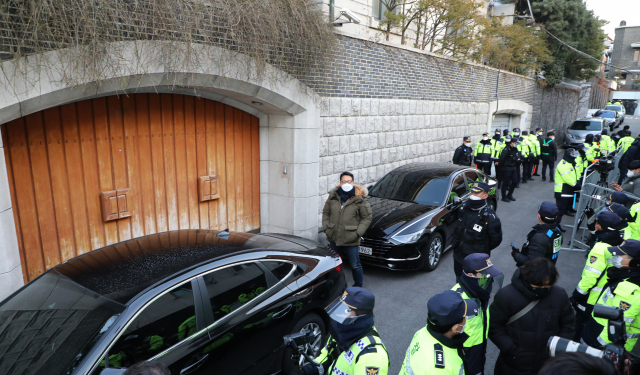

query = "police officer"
[400, 290, 479, 375]
[532, 127, 544, 176]
[491, 129, 504, 178]
[540, 131, 557, 182]
[498, 137, 519, 203]
[301, 287, 389, 375]
[512, 201, 563, 266]
[581, 239, 640, 353]
[453, 136, 473, 166]
[600, 129, 616, 154]
[520, 130, 533, 184]
[584, 134, 600, 160]
[452, 182, 502, 276]
[452, 254, 504, 375]
[474, 132, 493, 175]
[554, 149, 580, 232]
[525, 129, 540, 180]
[585, 192, 628, 242]
[570, 210, 624, 341]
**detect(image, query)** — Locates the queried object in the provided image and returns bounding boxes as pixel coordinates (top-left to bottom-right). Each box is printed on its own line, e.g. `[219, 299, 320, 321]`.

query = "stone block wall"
[530, 83, 581, 136]
[316, 98, 489, 227]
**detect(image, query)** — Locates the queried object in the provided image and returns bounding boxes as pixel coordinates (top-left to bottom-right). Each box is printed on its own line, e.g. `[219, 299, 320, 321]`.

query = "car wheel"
[282, 313, 326, 374]
[422, 233, 443, 272]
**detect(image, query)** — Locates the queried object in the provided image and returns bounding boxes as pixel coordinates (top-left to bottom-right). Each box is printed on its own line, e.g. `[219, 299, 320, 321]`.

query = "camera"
[548, 305, 628, 374]
[594, 150, 616, 177]
[284, 330, 321, 367]
[340, 9, 362, 24]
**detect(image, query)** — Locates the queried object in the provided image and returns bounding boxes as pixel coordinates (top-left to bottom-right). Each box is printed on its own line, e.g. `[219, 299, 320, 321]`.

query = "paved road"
[339, 115, 640, 375]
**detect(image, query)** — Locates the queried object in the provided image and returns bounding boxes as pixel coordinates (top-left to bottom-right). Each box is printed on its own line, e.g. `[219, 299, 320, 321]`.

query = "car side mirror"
[367, 184, 373, 190]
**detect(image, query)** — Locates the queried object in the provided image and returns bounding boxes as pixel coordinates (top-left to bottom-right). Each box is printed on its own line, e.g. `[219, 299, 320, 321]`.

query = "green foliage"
[543, 59, 565, 87]
[506, 0, 607, 81]
[474, 19, 552, 74]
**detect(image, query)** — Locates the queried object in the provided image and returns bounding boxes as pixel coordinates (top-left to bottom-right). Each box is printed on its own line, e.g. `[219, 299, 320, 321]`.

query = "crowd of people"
[301, 125, 640, 375]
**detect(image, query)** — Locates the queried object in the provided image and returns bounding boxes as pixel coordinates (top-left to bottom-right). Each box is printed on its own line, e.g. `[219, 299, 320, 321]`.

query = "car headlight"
[389, 228, 426, 245]
[566, 133, 574, 139]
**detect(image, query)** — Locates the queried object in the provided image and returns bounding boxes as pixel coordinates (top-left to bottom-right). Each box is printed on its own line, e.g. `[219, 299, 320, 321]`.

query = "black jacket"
[539, 137, 557, 162]
[498, 144, 519, 171]
[489, 269, 575, 375]
[452, 202, 502, 262]
[452, 144, 473, 166]
[512, 223, 562, 267]
[619, 139, 640, 170]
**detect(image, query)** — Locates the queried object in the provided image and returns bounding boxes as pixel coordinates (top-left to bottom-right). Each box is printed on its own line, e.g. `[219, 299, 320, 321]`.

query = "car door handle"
[180, 354, 209, 375]
[271, 304, 292, 319]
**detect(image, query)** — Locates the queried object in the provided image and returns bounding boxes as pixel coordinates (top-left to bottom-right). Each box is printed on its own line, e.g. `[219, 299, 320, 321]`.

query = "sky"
[583, 0, 640, 38]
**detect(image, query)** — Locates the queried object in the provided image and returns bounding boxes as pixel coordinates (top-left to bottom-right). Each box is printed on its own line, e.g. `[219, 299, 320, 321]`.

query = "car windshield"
[606, 105, 623, 113]
[569, 120, 602, 131]
[0, 271, 125, 375]
[369, 170, 449, 206]
[595, 111, 615, 118]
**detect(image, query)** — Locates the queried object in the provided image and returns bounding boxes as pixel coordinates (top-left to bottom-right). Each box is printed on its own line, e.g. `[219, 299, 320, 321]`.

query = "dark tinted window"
[450, 173, 468, 199]
[595, 111, 615, 118]
[606, 105, 623, 112]
[202, 263, 269, 321]
[101, 282, 197, 369]
[261, 261, 294, 280]
[569, 120, 602, 131]
[369, 170, 449, 206]
[0, 272, 124, 375]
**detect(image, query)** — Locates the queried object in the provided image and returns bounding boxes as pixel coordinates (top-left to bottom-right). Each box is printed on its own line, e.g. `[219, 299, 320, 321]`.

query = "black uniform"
[540, 137, 557, 181]
[452, 201, 502, 276]
[453, 144, 473, 166]
[512, 223, 563, 267]
[498, 144, 519, 200]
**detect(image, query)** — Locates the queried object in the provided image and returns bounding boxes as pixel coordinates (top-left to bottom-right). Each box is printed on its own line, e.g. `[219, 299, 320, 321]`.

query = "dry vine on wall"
[0, 0, 336, 92]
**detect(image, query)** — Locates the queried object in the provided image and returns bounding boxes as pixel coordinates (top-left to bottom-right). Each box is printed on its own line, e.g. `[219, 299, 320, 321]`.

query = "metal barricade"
[561, 146, 636, 252]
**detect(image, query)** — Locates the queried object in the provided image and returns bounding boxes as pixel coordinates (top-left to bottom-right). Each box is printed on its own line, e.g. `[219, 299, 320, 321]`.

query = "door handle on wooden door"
[271, 304, 292, 319]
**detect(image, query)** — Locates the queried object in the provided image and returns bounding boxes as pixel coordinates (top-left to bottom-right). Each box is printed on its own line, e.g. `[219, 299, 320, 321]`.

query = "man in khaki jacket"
[322, 171, 372, 287]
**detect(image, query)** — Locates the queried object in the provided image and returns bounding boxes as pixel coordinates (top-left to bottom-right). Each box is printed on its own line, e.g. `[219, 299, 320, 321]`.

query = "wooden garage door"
[2, 94, 260, 281]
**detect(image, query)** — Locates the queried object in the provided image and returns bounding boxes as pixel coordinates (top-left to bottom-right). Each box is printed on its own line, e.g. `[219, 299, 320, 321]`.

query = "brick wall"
[530, 83, 581, 137]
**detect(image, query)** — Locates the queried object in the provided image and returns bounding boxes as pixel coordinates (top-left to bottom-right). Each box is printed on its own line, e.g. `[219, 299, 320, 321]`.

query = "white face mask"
[341, 183, 353, 192]
[514, 132, 520, 136]
[469, 195, 484, 200]
[628, 170, 636, 177]
[454, 321, 466, 334]
[550, 136, 555, 140]
[612, 255, 625, 268]
[537, 132, 542, 136]
[483, 137, 489, 141]
[465, 142, 472, 147]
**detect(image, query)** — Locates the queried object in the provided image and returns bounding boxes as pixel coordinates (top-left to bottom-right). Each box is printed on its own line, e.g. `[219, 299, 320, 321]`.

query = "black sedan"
[359, 162, 497, 272]
[593, 109, 621, 131]
[0, 229, 345, 375]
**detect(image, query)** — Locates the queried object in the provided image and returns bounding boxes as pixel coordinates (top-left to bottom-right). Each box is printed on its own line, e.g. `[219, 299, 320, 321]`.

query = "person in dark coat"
[452, 182, 502, 276]
[453, 136, 473, 166]
[618, 135, 640, 185]
[497, 137, 519, 203]
[512, 202, 563, 267]
[539, 131, 557, 182]
[488, 258, 575, 375]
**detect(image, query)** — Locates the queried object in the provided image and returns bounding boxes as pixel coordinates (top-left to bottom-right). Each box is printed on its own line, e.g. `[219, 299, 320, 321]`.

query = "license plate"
[359, 246, 373, 255]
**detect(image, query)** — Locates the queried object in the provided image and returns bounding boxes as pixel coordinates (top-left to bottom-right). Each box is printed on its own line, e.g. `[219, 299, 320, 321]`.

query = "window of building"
[634, 50, 639, 62]
[372, 0, 399, 21]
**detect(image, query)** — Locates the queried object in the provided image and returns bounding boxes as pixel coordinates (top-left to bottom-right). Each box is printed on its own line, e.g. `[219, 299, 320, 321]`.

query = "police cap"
[462, 253, 502, 278]
[608, 203, 632, 228]
[608, 239, 640, 258]
[495, 129, 501, 133]
[427, 290, 478, 327]
[626, 131, 632, 136]
[463, 136, 471, 142]
[536, 127, 543, 132]
[538, 201, 558, 223]
[564, 148, 577, 158]
[508, 137, 517, 144]
[602, 129, 609, 135]
[596, 210, 622, 231]
[513, 128, 521, 132]
[585, 134, 594, 142]
[522, 130, 528, 135]
[609, 192, 628, 205]
[575, 143, 585, 150]
[340, 287, 374, 311]
[470, 181, 490, 194]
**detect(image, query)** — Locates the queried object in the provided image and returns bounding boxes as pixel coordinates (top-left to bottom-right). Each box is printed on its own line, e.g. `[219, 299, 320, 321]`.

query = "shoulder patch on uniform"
[621, 301, 632, 311]
[366, 367, 380, 375]
[547, 229, 554, 237]
[343, 349, 355, 364]
[434, 343, 445, 368]
[590, 256, 598, 264]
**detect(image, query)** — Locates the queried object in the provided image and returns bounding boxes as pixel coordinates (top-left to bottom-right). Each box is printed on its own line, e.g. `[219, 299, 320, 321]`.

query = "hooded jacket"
[489, 269, 575, 375]
[322, 184, 372, 246]
[621, 172, 640, 198]
[620, 139, 640, 171]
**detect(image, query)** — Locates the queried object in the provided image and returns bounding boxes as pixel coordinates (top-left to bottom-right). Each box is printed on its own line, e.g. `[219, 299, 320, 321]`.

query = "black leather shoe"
[549, 180, 554, 183]
[565, 212, 575, 217]
[508, 196, 516, 201]
[542, 177, 546, 181]
[502, 197, 511, 203]
[533, 173, 541, 176]
[515, 184, 520, 188]
[559, 227, 566, 233]
[521, 180, 528, 184]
